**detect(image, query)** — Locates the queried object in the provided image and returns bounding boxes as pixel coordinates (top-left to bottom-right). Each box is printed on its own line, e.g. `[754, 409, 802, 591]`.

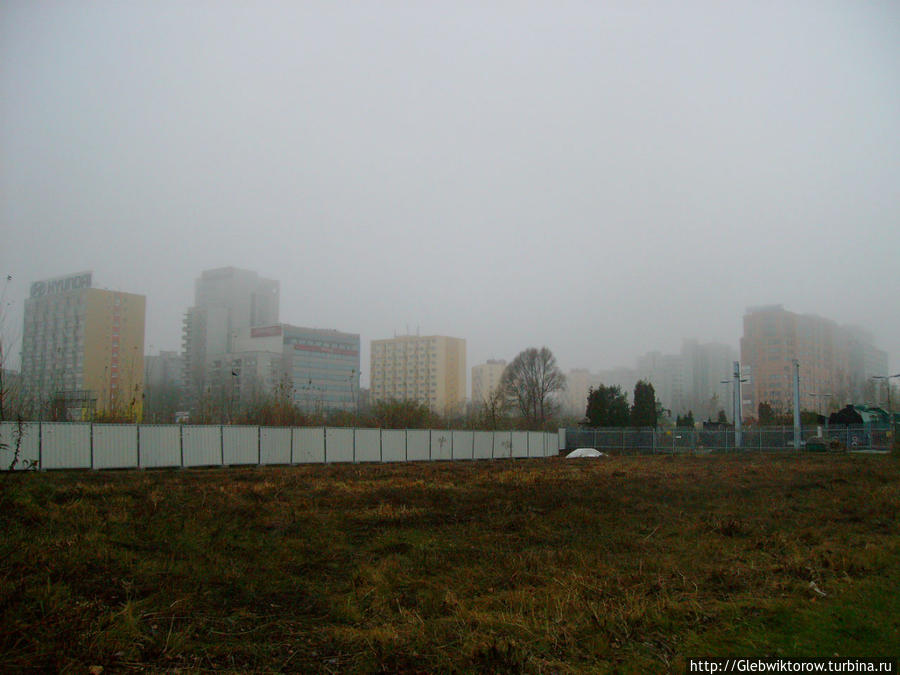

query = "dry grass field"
[1, 453, 898, 673]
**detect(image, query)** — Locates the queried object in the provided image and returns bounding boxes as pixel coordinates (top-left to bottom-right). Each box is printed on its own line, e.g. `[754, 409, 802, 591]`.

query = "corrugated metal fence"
[0, 423, 561, 471]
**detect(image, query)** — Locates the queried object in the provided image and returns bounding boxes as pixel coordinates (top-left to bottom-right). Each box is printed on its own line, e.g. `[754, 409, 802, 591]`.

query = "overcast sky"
[2, 1, 899, 385]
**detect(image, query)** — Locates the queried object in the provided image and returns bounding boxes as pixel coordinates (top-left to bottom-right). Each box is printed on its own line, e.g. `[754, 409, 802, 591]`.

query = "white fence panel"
[430, 430, 452, 461]
[406, 429, 430, 461]
[139, 426, 181, 468]
[41, 422, 91, 469]
[182, 426, 222, 467]
[381, 430, 406, 462]
[452, 430, 474, 460]
[93, 424, 138, 469]
[326, 427, 354, 463]
[545, 432, 557, 456]
[294, 427, 325, 464]
[493, 431, 512, 458]
[223, 426, 258, 465]
[260, 427, 291, 465]
[355, 428, 381, 463]
[527, 431, 545, 458]
[0, 421, 40, 470]
[473, 431, 494, 460]
[511, 431, 528, 458]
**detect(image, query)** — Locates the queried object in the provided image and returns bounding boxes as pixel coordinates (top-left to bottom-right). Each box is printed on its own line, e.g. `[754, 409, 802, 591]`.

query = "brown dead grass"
[1, 453, 898, 672]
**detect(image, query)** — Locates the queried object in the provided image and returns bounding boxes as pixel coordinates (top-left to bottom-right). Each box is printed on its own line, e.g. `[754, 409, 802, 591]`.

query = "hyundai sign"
[30, 272, 93, 298]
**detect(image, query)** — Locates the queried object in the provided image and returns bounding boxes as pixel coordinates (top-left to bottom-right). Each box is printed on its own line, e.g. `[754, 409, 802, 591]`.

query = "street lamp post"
[872, 374, 900, 437]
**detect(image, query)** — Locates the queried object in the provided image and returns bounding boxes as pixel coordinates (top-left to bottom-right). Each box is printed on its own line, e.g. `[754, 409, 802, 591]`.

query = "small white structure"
[566, 448, 607, 459]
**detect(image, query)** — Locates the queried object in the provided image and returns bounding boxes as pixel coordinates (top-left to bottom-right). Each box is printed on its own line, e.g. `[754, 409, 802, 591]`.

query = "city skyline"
[8, 268, 894, 410]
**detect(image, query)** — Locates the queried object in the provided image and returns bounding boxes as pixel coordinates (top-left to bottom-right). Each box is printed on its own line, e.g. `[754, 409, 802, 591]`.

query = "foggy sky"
[2, 1, 899, 386]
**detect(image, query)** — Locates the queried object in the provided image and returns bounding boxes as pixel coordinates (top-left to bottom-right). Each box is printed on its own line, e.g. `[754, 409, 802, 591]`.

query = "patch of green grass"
[0, 454, 898, 672]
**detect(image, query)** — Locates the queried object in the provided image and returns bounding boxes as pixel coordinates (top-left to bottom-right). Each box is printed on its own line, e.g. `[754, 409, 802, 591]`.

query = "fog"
[2, 1, 898, 384]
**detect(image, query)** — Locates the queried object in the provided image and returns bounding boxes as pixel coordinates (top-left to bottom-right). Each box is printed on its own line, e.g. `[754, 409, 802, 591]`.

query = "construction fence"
[563, 425, 896, 454]
[0, 422, 561, 471]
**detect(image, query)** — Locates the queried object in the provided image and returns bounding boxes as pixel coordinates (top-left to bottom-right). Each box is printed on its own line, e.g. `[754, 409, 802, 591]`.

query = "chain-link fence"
[563, 425, 896, 454]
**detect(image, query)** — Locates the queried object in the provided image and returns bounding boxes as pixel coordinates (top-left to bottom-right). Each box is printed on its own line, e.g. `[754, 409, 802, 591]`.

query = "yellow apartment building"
[21, 272, 146, 420]
[370, 335, 466, 415]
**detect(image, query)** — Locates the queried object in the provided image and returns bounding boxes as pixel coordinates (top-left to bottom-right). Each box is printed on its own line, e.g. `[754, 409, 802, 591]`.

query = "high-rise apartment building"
[740, 305, 887, 416]
[370, 335, 466, 415]
[182, 267, 279, 405]
[471, 359, 507, 404]
[21, 271, 146, 419]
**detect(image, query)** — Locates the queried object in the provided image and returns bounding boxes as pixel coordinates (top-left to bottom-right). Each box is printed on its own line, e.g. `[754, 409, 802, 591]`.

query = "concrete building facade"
[370, 335, 466, 415]
[471, 359, 507, 405]
[228, 324, 360, 412]
[21, 271, 146, 419]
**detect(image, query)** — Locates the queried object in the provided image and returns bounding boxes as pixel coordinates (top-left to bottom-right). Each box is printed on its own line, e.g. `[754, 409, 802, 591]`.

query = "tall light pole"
[792, 359, 801, 450]
[720, 361, 748, 447]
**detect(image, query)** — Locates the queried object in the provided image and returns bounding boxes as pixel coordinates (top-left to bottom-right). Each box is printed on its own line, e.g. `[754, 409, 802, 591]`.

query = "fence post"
[136, 423, 141, 468]
[179, 424, 184, 467]
[38, 421, 43, 470]
[220, 425, 225, 466]
[90, 422, 95, 470]
[257, 426, 262, 465]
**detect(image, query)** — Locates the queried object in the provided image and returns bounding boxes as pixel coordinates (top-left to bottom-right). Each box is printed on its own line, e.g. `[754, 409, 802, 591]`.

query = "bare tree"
[500, 347, 566, 429]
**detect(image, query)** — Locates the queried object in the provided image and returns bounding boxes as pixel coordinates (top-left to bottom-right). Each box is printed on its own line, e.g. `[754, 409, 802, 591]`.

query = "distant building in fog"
[182, 267, 279, 408]
[144, 350, 184, 390]
[471, 359, 506, 404]
[740, 305, 887, 417]
[565, 340, 736, 421]
[680, 339, 737, 419]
